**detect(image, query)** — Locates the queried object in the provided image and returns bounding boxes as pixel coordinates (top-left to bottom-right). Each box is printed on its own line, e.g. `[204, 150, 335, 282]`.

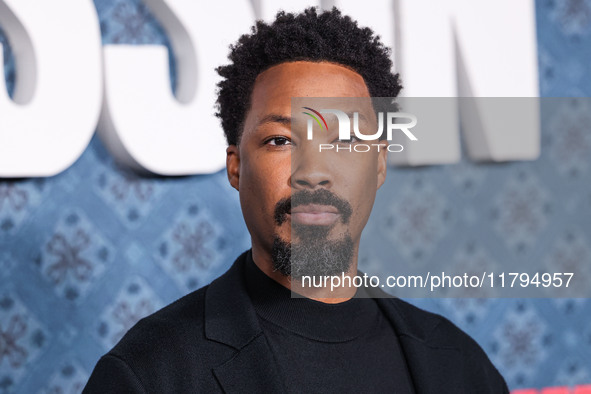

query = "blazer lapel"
[375, 297, 465, 394]
[212, 334, 285, 393]
[204, 251, 284, 393]
[397, 334, 464, 394]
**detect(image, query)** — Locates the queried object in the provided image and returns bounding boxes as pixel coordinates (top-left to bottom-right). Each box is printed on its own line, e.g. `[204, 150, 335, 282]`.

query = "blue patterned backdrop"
[1, 0, 591, 393]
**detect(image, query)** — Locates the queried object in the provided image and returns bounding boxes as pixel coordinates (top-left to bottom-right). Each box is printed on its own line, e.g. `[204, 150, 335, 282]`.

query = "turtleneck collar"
[243, 250, 380, 343]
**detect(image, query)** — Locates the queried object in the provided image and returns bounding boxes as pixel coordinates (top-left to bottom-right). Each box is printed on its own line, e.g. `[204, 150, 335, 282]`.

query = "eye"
[334, 135, 361, 144]
[265, 136, 292, 146]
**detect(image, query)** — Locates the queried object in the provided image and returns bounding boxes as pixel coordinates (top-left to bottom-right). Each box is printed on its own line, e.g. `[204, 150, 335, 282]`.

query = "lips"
[289, 204, 340, 226]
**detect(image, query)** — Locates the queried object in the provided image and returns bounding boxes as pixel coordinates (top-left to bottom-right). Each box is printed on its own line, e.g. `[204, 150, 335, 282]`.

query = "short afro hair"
[215, 7, 402, 146]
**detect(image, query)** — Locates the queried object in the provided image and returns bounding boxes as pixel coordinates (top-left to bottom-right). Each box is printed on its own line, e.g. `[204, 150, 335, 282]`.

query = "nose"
[290, 147, 333, 190]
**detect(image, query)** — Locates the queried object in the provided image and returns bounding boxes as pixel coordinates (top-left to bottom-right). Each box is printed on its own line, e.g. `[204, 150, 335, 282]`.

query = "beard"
[271, 233, 354, 279]
[271, 189, 355, 279]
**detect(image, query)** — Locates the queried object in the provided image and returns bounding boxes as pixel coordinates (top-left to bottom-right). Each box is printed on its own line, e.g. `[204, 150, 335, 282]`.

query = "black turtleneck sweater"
[244, 253, 415, 393]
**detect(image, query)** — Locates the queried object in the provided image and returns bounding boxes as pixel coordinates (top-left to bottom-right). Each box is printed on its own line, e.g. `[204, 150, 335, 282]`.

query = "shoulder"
[110, 285, 209, 360]
[84, 286, 226, 393]
[107, 250, 251, 365]
[107, 285, 235, 375]
[85, 252, 251, 393]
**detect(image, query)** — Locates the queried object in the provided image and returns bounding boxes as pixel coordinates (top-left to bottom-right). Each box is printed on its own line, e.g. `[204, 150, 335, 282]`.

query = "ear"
[377, 142, 388, 190]
[226, 145, 240, 191]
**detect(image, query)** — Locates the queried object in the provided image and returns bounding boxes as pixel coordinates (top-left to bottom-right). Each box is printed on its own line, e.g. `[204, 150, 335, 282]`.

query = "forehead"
[243, 62, 371, 134]
[255, 61, 369, 98]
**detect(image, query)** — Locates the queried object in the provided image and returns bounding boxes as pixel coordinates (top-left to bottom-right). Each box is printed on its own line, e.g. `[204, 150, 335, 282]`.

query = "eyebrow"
[257, 114, 291, 128]
[255, 111, 371, 129]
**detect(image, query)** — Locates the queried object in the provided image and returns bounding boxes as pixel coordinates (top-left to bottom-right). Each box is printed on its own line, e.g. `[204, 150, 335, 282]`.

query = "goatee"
[271, 233, 354, 279]
[271, 189, 355, 278]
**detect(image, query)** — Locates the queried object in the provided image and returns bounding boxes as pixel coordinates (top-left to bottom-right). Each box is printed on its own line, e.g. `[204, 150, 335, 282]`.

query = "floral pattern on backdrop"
[0, 0, 590, 392]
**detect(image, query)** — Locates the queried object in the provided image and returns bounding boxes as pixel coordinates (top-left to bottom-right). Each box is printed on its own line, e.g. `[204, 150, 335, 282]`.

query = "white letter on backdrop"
[336, 0, 539, 165]
[452, 0, 540, 162]
[98, 0, 255, 175]
[0, 0, 102, 177]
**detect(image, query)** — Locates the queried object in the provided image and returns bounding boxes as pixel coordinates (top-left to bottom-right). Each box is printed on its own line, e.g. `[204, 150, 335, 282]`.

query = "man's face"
[226, 61, 387, 278]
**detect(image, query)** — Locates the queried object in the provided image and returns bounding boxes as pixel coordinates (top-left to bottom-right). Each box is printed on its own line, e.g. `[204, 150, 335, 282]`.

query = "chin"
[271, 232, 354, 279]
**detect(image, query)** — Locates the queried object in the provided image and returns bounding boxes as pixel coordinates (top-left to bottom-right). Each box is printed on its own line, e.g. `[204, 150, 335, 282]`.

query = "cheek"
[344, 157, 379, 227]
[240, 155, 290, 215]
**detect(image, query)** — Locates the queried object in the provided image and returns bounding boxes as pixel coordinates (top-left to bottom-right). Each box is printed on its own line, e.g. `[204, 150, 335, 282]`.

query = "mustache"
[274, 189, 353, 226]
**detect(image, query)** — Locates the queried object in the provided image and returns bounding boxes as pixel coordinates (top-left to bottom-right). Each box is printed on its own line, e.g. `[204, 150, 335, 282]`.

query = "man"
[84, 7, 508, 393]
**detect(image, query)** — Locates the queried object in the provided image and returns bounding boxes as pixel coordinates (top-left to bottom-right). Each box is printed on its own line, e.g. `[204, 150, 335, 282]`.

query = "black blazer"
[84, 251, 509, 393]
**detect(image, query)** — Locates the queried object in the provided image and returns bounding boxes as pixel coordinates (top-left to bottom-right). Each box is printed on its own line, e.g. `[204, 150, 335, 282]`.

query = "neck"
[251, 244, 359, 303]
